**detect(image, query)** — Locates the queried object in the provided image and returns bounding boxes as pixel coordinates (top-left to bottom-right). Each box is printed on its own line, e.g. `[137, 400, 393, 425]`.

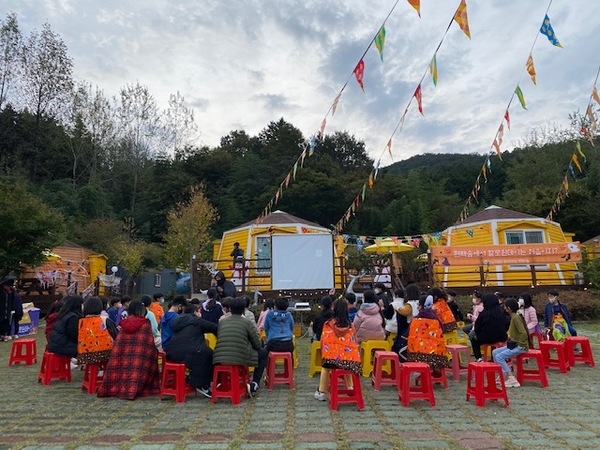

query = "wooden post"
[530, 265, 537, 287]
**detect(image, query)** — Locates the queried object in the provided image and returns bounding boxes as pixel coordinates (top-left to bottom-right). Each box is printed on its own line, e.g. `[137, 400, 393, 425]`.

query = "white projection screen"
[271, 234, 334, 290]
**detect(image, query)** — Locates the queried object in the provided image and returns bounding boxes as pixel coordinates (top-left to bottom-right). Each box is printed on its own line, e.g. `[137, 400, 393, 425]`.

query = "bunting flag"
[563, 176, 569, 192]
[284, 173, 291, 188]
[497, 123, 504, 147]
[586, 104, 596, 123]
[300, 147, 307, 168]
[453, 0, 471, 39]
[353, 59, 365, 92]
[482, 163, 488, 182]
[375, 26, 386, 62]
[540, 15, 562, 48]
[319, 118, 327, 137]
[430, 54, 438, 86]
[361, 183, 366, 201]
[492, 139, 502, 158]
[292, 162, 298, 180]
[386, 139, 393, 161]
[504, 109, 511, 130]
[309, 136, 316, 156]
[407, 0, 420, 17]
[568, 162, 576, 178]
[593, 86, 600, 106]
[526, 53, 537, 85]
[414, 84, 424, 115]
[576, 142, 586, 162]
[515, 85, 527, 110]
[332, 92, 341, 116]
[368, 172, 374, 188]
[572, 154, 583, 172]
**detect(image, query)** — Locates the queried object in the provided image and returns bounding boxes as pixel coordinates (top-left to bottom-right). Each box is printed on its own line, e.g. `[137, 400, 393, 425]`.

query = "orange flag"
[453, 0, 471, 39]
[407, 0, 420, 17]
[593, 86, 600, 106]
[386, 138, 393, 161]
[414, 84, 424, 115]
[526, 53, 537, 85]
[353, 59, 365, 92]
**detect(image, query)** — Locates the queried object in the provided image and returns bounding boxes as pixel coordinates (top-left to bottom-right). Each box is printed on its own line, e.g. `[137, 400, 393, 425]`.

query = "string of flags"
[342, 232, 444, 250]
[456, 3, 562, 223]
[255, 0, 404, 223]
[333, 0, 472, 234]
[547, 70, 600, 221]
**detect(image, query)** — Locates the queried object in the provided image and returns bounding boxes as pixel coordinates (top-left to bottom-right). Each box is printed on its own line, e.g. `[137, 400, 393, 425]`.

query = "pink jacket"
[521, 306, 538, 334]
[471, 303, 484, 322]
[353, 303, 385, 343]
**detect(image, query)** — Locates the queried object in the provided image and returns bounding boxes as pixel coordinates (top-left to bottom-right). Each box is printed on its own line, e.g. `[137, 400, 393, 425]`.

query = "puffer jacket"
[47, 311, 81, 357]
[166, 314, 217, 362]
[213, 315, 262, 367]
[353, 303, 385, 343]
[264, 309, 294, 342]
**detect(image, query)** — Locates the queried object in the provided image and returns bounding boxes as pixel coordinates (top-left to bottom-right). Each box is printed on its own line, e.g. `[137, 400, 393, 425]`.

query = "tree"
[0, 12, 22, 110]
[0, 180, 66, 275]
[19, 22, 74, 124]
[163, 185, 219, 268]
[161, 91, 198, 154]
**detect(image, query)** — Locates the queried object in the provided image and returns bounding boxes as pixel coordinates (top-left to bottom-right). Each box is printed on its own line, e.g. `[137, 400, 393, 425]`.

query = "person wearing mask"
[471, 293, 508, 362]
[353, 289, 386, 344]
[446, 290, 464, 322]
[518, 293, 539, 336]
[544, 289, 576, 340]
[492, 299, 529, 388]
[312, 296, 333, 342]
[463, 290, 484, 339]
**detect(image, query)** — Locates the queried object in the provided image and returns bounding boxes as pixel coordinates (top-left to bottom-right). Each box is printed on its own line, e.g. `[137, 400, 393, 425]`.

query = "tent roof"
[456, 205, 540, 226]
[229, 210, 328, 231]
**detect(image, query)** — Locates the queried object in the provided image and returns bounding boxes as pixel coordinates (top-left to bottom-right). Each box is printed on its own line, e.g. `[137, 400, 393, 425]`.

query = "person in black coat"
[312, 296, 334, 341]
[214, 271, 237, 298]
[0, 275, 23, 340]
[470, 293, 508, 361]
[165, 304, 218, 397]
[47, 296, 84, 358]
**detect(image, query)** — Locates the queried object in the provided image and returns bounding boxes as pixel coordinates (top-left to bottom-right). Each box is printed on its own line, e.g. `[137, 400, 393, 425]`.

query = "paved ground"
[1, 323, 600, 450]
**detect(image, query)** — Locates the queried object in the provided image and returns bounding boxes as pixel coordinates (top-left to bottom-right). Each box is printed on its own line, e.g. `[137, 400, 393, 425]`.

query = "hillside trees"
[0, 13, 21, 109]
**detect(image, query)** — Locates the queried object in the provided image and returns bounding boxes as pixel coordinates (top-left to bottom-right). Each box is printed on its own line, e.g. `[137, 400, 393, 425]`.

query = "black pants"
[265, 338, 294, 354]
[0, 320, 9, 337]
[182, 347, 213, 390]
[252, 348, 268, 385]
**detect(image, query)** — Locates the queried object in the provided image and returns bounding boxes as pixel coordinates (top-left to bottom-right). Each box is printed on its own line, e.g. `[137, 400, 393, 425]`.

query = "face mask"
[518, 298, 524, 307]
[472, 299, 478, 305]
[375, 289, 381, 294]
[549, 296, 557, 304]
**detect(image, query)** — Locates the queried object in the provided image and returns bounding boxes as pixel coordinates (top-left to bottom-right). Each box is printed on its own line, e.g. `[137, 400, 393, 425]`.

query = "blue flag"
[540, 15, 562, 47]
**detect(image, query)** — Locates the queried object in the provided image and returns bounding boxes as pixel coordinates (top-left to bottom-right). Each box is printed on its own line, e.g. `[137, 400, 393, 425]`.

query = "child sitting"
[264, 297, 294, 354]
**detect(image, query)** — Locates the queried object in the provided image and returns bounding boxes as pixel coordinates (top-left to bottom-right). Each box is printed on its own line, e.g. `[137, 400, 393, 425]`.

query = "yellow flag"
[593, 86, 600, 106]
[526, 54, 537, 85]
[407, 0, 420, 17]
[453, 0, 471, 39]
[572, 154, 582, 172]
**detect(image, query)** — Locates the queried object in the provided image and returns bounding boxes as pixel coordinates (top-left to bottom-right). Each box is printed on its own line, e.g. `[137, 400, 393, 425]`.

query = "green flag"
[375, 26, 386, 61]
[515, 85, 527, 110]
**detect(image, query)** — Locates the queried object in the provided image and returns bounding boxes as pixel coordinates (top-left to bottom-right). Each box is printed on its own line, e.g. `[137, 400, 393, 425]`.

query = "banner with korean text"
[430, 242, 582, 266]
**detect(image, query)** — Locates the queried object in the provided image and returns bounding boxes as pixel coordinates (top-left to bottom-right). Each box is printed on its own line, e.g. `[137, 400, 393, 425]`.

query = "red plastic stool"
[398, 362, 435, 407]
[531, 331, 544, 349]
[515, 350, 548, 387]
[159, 361, 196, 403]
[329, 369, 364, 411]
[38, 351, 72, 385]
[81, 362, 105, 394]
[158, 350, 166, 374]
[565, 336, 595, 367]
[446, 344, 470, 382]
[466, 362, 508, 407]
[211, 364, 249, 405]
[265, 351, 295, 390]
[539, 341, 570, 373]
[481, 342, 505, 362]
[371, 351, 400, 391]
[431, 367, 448, 389]
[9, 338, 37, 366]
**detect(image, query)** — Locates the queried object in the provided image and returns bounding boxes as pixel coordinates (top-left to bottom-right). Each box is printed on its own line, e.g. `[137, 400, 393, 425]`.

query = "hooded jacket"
[214, 271, 237, 298]
[264, 309, 294, 342]
[166, 313, 218, 362]
[353, 302, 385, 343]
[474, 295, 508, 344]
[160, 311, 179, 350]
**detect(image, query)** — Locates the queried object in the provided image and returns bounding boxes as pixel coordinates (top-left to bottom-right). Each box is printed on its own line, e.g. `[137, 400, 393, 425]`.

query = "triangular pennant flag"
[572, 154, 583, 172]
[540, 14, 562, 48]
[407, 0, 420, 17]
[515, 85, 527, 110]
[492, 139, 502, 158]
[292, 161, 298, 180]
[386, 138, 393, 161]
[497, 123, 504, 147]
[430, 54, 438, 86]
[593, 86, 600, 106]
[353, 59, 365, 92]
[414, 84, 424, 115]
[563, 176, 569, 191]
[361, 183, 366, 201]
[284, 172, 291, 188]
[486, 156, 492, 171]
[300, 147, 307, 168]
[368, 172, 374, 188]
[504, 109, 511, 130]
[375, 26, 386, 62]
[568, 162, 576, 178]
[576, 141, 586, 162]
[332, 92, 341, 116]
[586, 104, 596, 123]
[453, 0, 471, 39]
[482, 163, 488, 182]
[319, 118, 326, 137]
[275, 188, 280, 203]
[526, 53, 537, 85]
[309, 136, 316, 156]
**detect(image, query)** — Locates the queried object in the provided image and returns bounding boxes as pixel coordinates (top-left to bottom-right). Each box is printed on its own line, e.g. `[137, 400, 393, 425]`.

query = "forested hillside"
[1, 13, 599, 276]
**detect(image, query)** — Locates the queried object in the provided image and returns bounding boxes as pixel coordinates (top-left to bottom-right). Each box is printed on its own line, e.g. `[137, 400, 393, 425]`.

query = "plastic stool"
[159, 361, 196, 403]
[515, 350, 548, 387]
[9, 338, 37, 366]
[211, 364, 249, 405]
[360, 339, 391, 377]
[81, 362, 105, 394]
[466, 362, 509, 407]
[38, 351, 72, 385]
[265, 351, 295, 390]
[371, 351, 400, 391]
[431, 367, 448, 389]
[292, 336, 298, 369]
[158, 350, 166, 374]
[565, 336, 595, 367]
[204, 333, 217, 350]
[446, 344, 470, 382]
[329, 369, 364, 411]
[444, 330, 459, 345]
[308, 340, 322, 377]
[481, 342, 505, 362]
[398, 362, 435, 407]
[387, 333, 397, 347]
[531, 331, 544, 349]
[539, 341, 570, 373]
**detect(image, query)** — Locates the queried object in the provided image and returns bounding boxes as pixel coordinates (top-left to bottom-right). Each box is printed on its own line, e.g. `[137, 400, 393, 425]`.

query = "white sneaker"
[314, 390, 327, 401]
[505, 376, 520, 388]
[196, 387, 212, 398]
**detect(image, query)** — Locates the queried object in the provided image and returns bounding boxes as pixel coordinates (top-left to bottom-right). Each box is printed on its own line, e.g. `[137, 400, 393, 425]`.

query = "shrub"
[531, 290, 600, 322]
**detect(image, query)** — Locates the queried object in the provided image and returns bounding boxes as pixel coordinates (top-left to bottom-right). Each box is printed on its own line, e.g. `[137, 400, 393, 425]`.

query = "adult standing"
[230, 242, 244, 261]
[0, 275, 23, 341]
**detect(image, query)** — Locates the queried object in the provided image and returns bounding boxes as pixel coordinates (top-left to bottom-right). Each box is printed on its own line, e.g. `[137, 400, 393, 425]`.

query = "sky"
[3, 0, 600, 167]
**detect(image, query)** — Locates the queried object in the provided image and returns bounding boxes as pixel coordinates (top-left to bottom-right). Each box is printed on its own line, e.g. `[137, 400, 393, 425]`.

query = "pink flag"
[414, 84, 423, 115]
